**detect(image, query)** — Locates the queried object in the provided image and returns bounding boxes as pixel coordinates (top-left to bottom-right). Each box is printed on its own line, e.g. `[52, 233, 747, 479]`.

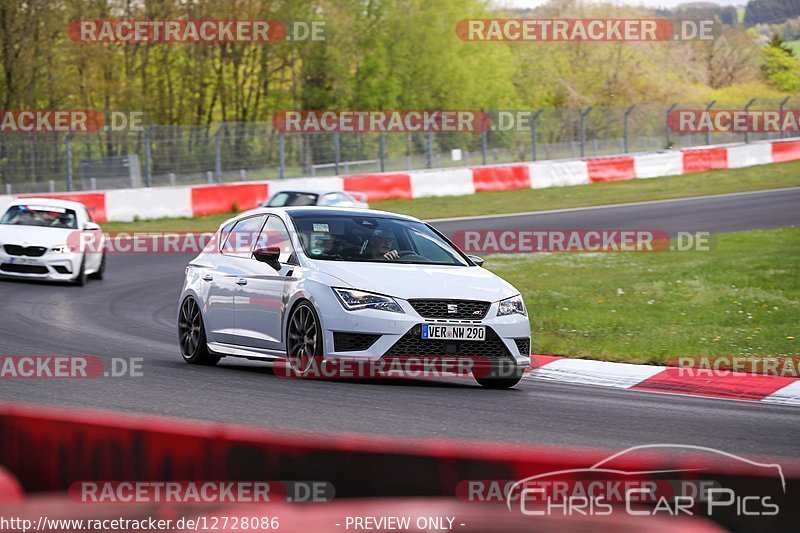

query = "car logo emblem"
[447, 304, 458, 314]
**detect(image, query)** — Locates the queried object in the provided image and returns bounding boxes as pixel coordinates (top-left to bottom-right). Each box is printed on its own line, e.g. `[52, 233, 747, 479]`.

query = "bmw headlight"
[497, 294, 526, 317]
[333, 288, 404, 313]
[51, 245, 71, 254]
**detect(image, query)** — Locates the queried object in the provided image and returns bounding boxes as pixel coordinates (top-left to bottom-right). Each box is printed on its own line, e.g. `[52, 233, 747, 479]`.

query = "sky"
[495, 0, 745, 9]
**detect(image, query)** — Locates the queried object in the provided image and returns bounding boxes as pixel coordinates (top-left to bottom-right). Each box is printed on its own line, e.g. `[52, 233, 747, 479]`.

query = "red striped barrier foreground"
[528, 355, 800, 405]
[0, 402, 798, 531]
[4, 137, 799, 223]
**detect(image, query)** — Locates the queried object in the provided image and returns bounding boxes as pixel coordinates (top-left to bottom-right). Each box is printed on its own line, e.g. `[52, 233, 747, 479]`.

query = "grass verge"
[485, 228, 799, 364]
[101, 160, 800, 232]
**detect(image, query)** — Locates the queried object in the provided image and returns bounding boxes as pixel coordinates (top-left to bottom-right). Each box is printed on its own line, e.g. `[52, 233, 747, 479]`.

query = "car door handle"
[235, 278, 248, 286]
[202, 274, 213, 282]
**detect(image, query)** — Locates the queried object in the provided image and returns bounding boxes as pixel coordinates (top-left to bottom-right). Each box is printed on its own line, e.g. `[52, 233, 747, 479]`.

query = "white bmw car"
[178, 207, 530, 388]
[0, 198, 105, 286]
[262, 188, 369, 209]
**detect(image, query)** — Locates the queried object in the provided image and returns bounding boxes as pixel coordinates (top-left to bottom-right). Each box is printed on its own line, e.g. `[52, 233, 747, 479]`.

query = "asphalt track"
[1, 188, 799, 457]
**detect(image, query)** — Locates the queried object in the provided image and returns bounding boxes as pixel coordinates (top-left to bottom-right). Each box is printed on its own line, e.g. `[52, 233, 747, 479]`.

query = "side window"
[319, 193, 337, 206]
[255, 216, 296, 264]
[221, 215, 267, 257]
[218, 220, 236, 252]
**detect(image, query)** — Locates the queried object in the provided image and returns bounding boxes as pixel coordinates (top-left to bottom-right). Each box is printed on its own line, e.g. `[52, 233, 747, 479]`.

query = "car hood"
[0, 225, 75, 248]
[312, 261, 519, 302]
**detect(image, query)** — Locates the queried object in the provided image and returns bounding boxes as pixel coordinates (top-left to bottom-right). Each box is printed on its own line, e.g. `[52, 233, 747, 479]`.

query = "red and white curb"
[527, 355, 800, 406]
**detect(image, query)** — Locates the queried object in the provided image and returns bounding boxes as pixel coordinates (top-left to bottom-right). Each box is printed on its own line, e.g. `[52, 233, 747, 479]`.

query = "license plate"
[422, 324, 485, 341]
[8, 257, 40, 265]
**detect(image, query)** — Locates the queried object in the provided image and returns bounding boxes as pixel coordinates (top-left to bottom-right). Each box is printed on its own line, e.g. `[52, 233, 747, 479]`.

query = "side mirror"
[84, 222, 101, 231]
[467, 255, 485, 267]
[253, 247, 282, 270]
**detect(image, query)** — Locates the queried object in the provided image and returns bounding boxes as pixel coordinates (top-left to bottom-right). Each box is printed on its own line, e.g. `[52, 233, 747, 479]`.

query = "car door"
[204, 215, 266, 345]
[234, 215, 297, 351]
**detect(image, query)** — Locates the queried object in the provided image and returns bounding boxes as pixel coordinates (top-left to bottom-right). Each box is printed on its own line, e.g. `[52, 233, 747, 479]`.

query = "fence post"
[48, 180, 55, 193]
[144, 126, 153, 187]
[334, 132, 341, 175]
[779, 97, 790, 139]
[743, 98, 756, 144]
[665, 103, 677, 148]
[65, 132, 74, 192]
[624, 105, 636, 153]
[278, 130, 285, 179]
[214, 124, 224, 183]
[481, 112, 489, 165]
[579, 107, 593, 158]
[531, 109, 543, 162]
[704, 100, 716, 146]
[379, 132, 386, 172]
[406, 133, 411, 170]
[426, 132, 434, 169]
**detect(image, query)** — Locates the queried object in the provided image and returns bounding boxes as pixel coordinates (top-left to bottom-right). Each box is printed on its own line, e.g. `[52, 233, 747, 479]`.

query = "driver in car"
[364, 229, 400, 260]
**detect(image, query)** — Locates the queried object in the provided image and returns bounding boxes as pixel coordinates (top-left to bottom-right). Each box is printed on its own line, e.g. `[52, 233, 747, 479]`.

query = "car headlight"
[497, 294, 526, 317]
[51, 245, 71, 254]
[333, 288, 404, 313]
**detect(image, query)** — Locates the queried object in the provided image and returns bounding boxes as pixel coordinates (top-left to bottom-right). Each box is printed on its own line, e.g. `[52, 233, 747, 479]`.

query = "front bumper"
[0, 251, 81, 281]
[319, 295, 531, 369]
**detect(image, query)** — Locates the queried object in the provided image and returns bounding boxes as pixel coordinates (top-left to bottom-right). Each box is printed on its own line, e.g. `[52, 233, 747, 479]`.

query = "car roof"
[227, 206, 420, 224]
[8, 197, 88, 211]
[269, 188, 346, 196]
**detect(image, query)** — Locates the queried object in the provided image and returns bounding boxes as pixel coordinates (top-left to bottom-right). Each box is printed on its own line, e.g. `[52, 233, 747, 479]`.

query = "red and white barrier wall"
[3, 138, 799, 223]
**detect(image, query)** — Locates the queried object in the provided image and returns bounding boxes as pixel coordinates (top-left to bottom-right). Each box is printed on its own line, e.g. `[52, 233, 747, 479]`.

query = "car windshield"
[290, 214, 469, 266]
[0, 205, 78, 229]
[268, 192, 319, 207]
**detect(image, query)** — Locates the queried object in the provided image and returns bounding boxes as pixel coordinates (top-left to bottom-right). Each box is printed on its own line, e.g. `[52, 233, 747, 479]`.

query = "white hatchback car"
[178, 207, 530, 388]
[0, 198, 105, 285]
[262, 188, 369, 209]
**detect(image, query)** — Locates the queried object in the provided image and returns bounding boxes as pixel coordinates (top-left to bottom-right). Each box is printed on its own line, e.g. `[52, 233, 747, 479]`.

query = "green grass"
[485, 228, 800, 364]
[102, 159, 800, 232]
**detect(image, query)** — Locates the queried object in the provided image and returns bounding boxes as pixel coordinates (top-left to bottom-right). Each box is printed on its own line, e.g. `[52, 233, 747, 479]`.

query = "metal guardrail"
[0, 98, 796, 193]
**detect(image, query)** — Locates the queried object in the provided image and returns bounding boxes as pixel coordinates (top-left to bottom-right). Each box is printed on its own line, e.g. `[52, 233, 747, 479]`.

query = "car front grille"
[408, 299, 491, 320]
[4, 245, 47, 257]
[333, 332, 381, 352]
[1, 263, 49, 274]
[384, 324, 511, 359]
[514, 338, 531, 356]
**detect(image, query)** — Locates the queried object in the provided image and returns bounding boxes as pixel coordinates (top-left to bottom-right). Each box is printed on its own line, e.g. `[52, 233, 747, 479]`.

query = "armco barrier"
[587, 156, 636, 183]
[3, 137, 798, 223]
[191, 182, 269, 216]
[0, 402, 798, 531]
[682, 147, 728, 173]
[772, 139, 800, 163]
[472, 164, 530, 192]
[528, 159, 590, 188]
[632, 151, 683, 179]
[343, 173, 412, 201]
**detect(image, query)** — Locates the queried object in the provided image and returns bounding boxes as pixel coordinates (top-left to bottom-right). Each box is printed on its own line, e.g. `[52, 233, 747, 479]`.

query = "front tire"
[72, 255, 87, 286]
[286, 301, 323, 377]
[179, 297, 220, 365]
[473, 358, 524, 389]
[88, 251, 106, 280]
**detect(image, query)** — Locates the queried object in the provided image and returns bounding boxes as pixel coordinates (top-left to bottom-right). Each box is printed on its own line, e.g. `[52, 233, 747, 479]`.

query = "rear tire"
[179, 297, 220, 365]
